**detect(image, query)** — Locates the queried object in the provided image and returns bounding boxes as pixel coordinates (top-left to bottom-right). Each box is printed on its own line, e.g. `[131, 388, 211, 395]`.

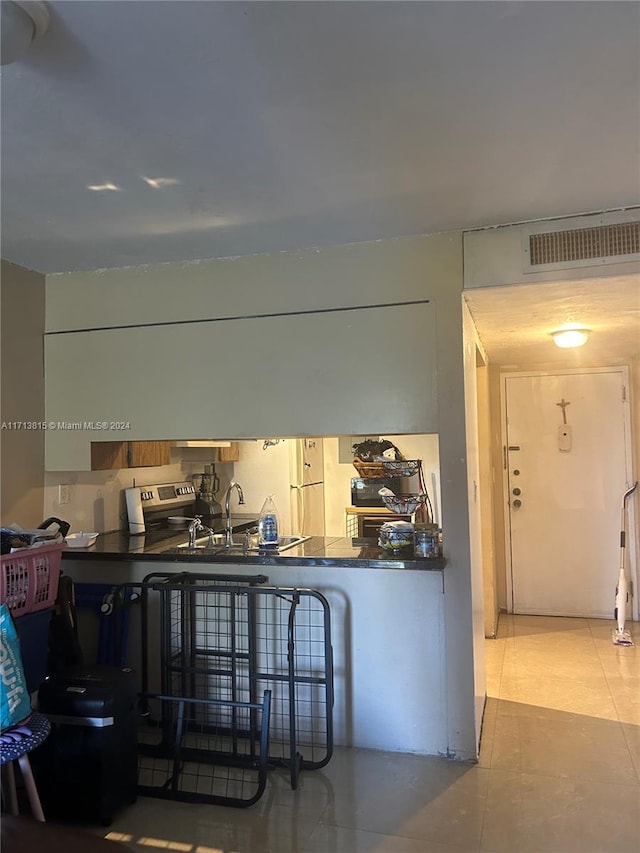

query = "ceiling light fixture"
[142, 176, 180, 189]
[551, 328, 590, 349]
[87, 183, 121, 192]
[0, 1, 50, 65]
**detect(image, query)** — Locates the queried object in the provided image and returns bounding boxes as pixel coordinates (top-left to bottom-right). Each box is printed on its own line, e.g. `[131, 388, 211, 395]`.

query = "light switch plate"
[58, 484, 70, 505]
[558, 425, 572, 452]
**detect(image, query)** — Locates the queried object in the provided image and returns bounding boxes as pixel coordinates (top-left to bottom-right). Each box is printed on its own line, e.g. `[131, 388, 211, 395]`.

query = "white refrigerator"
[289, 438, 325, 536]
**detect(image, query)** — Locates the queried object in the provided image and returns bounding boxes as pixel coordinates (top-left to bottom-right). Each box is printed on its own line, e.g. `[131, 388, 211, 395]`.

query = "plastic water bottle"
[258, 494, 279, 548]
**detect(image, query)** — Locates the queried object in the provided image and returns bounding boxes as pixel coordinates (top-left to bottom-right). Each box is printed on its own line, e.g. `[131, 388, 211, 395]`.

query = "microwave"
[350, 476, 404, 507]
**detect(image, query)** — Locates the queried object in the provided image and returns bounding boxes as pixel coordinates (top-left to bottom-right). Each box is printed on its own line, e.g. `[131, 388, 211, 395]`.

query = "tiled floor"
[97, 614, 639, 853]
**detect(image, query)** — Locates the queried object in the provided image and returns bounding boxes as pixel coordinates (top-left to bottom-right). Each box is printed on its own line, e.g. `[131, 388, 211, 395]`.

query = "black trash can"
[35, 665, 138, 825]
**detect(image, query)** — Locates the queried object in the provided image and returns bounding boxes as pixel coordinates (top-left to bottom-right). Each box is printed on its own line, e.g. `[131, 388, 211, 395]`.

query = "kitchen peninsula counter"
[60, 522, 447, 757]
[61, 524, 445, 571]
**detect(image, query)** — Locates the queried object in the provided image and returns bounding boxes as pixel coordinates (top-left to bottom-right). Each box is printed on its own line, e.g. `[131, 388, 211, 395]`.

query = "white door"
[504, 369, 632, 618]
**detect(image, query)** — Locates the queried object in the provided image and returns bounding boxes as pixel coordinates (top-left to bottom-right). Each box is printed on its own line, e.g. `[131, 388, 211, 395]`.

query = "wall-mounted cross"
[556, 398, 570, 424]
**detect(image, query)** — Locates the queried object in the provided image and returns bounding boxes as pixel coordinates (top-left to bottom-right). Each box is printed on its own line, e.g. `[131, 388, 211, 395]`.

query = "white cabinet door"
[45, 301, 437, 470]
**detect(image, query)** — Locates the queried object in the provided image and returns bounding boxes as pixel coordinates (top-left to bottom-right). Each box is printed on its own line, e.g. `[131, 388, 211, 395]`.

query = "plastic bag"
[0, 603, 32, 731]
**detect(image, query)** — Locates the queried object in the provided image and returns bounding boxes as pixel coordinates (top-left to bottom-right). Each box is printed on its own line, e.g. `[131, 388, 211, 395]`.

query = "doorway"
[502, 368, 634, 618]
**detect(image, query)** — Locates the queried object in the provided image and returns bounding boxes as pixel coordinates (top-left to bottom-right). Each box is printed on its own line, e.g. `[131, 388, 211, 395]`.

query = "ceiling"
[1, 1, 639, 366]
[464, 274, 639, 369]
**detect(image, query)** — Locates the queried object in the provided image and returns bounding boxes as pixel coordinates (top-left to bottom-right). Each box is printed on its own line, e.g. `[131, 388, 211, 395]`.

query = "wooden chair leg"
[17, 755, 46, 822]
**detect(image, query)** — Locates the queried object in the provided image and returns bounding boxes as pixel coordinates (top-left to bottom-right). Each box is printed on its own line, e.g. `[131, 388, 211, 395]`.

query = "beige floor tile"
[500, 650, 606, 683]
[480, 769, 640, 853]
[612, 699, 640, 725]
[484, 655, 504, 683]
[503, 634, 598, 659]
[621, 722, 640, 782]
[503, 674, 619, 721]
[490, 674, 520, 704]
[254, 768, 336, 818]
[101, 793, 319, 852]
[301, 824, 472, 853]
[605, 674, 640, 724]
[510, 614, 593, 636]
[597, 647, 640, 677]
[588, 618, 635, 640]
[492, 712, 637, 783]
[75, 614, 640, 853]
[487, 714, 520, 769]
[477, 697, 499, 767]
[594, 628, 640, 650]
[324, 761, 489, 851]
[493, 698, 616, 728]
[484, 637, 505, 660]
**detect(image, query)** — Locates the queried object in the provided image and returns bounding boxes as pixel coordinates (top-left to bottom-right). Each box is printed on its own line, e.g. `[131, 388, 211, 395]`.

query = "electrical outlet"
[58, 484, 70, 505]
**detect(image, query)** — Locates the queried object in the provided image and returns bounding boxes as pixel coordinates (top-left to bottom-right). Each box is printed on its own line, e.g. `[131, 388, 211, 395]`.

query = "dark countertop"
[61, 514, 445, 571]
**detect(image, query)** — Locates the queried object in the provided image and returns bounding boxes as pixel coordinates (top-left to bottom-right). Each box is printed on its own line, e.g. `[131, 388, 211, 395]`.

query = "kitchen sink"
[177, 534, 310, 553]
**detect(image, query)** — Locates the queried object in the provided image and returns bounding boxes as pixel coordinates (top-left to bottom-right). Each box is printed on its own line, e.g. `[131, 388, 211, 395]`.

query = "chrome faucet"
[188, 515, 215, 548]
[188, 516, 204, 548]
[224, 482, 245, 546]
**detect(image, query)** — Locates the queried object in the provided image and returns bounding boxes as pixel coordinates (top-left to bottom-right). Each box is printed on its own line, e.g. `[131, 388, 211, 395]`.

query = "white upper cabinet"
[44, 301, 437, 470]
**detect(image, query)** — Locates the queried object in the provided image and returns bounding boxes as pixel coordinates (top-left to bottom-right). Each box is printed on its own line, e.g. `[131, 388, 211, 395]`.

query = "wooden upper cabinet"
[91, 440, 171, 470]
[128, 440, 171, 468]
[215, 442, 240, 462]
[90, 442, 129, 471]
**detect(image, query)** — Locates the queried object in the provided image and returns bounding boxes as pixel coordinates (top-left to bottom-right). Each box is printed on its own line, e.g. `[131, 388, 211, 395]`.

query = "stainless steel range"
[125, 481, 197, 534]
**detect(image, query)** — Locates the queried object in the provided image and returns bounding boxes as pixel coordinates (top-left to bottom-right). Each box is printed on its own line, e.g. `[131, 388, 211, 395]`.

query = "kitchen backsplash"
[41, 452, 235, 535]
[38, 435, 441, 538]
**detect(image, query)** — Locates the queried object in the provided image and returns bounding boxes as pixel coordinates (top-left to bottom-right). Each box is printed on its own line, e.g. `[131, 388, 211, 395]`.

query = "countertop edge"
[60, 532, 445, 571]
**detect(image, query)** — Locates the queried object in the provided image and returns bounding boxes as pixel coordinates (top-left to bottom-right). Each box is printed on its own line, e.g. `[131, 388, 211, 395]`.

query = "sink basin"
[177, 534, 310, 553]
[184, 533, 228, 547]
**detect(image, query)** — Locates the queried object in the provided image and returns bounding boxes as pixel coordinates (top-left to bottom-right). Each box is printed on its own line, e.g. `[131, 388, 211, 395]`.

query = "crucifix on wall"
[556, 398, 570, 424]
[556, 398, 571, 451]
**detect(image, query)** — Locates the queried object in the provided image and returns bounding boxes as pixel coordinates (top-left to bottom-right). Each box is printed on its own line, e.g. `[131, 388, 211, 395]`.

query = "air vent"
[524, 221, 640, 272]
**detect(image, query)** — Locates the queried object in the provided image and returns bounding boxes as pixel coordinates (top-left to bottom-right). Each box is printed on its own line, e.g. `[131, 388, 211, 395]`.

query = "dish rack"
[0, 541, 65, 616]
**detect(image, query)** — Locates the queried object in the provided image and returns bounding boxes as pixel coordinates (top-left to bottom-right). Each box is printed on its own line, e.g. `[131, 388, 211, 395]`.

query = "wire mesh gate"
[125, 571, 333, 803]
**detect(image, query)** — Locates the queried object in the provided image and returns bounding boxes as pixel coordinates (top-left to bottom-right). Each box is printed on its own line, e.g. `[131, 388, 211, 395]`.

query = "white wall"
[231, 439, 293, 533]
[463, 210, 640, 290]
[462, 301, 488, 747]
[42, 453, 236, 535]
[477, 358, 498, 637]
[630, 354, 640, 608]
[62, 557, 447, 755]
[43, 231, 480, 759]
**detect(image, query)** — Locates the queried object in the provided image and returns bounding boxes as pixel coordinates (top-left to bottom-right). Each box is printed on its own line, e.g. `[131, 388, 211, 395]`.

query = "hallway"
[100, 614, 639, 852]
